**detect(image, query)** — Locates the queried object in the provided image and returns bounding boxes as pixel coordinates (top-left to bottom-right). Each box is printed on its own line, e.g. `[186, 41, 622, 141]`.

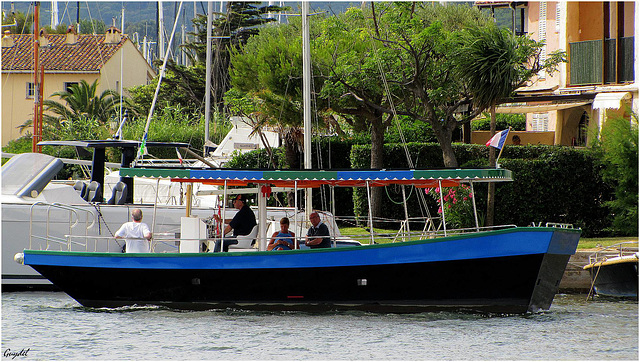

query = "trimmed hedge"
[351, 143, 612, 237]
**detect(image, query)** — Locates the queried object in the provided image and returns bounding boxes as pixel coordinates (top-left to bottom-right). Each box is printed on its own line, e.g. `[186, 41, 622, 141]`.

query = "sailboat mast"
[204, 1, 213, 155]
[32, 2, 41, 153]
[302, 2, 312, 216]
[158, 1, 164, 60]
[120, 5, 124, 123]
[51, 0, 59, 27]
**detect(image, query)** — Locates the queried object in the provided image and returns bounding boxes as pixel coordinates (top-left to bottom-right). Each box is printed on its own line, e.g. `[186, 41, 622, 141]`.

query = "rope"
[385, 184, 414, 205]
[91, 203, 124, 250]
[586, 262, 603, 301]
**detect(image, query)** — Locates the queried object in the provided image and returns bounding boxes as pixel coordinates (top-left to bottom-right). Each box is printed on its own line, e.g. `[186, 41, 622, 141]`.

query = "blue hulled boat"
[16, 168, 581, 313]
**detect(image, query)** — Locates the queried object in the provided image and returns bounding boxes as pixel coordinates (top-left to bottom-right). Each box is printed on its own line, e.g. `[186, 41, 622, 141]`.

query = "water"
[1, 292, 637, 360]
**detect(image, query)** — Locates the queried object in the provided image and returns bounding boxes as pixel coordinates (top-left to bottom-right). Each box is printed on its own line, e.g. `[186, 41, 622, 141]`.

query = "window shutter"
[532, 113, 549, 132]
[555, 2, 561, 33]
[538, 2, 547, 79]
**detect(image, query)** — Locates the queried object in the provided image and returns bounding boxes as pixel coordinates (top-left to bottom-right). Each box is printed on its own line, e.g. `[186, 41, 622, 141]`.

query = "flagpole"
[495, 127, 511, 167]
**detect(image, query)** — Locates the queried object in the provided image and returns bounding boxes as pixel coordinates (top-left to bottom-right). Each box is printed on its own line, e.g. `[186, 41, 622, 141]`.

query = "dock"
[559, 250, 594, 293]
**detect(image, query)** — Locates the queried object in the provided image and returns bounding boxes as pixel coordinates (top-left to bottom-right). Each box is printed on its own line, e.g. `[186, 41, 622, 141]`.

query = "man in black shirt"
[213, 194, 257, 252]
[305, 212, 331, 249]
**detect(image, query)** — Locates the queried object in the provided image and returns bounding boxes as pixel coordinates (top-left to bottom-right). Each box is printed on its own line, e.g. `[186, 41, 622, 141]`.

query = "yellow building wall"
[1, 38, 154, 146]
[623, 2, 635, 37]
[98, 40, 154, 96]
[471, 131, 556, 146]
[579, 1, 604, 41]
[2, 72, 100, 146]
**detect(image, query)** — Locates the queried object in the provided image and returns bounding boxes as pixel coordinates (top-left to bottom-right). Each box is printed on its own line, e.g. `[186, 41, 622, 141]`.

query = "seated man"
[305, 212, 331, 249]
[212, 194, 257, 252]
[268, 217, 296, 251]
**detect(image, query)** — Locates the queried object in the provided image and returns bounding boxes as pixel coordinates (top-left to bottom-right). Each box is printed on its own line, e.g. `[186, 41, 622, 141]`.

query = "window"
[26, 82, 35, 98]
[64, 82, 79, 92]
[531, 113, 549, 132]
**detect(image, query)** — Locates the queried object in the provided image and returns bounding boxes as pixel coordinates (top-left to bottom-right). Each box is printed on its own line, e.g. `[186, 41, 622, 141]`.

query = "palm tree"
[454, 23, 565, 225]
[20, 79, 136, 140]
[42, 79, 119, 125]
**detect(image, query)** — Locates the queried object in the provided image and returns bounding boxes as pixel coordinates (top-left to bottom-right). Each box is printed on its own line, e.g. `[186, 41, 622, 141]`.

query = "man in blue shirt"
[305, 212, 331, 249]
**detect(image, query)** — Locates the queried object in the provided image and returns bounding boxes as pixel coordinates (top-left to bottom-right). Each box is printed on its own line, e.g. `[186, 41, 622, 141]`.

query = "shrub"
[351, 142, 612, 236]
[426, 185, 477, 229]
[592, 112, 638, 235]
[471, 113, 526, 131]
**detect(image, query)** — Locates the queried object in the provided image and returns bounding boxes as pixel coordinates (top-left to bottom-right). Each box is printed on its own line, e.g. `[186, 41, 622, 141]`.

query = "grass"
[577, 236, 638, 250]
[340, 226, 638, 249]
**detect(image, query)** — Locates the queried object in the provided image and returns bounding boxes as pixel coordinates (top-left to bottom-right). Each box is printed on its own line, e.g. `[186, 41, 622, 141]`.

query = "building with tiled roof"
[1, 26, 156, 146]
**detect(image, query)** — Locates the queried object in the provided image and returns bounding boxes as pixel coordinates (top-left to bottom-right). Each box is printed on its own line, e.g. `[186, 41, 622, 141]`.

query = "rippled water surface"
[1, 292, 637, 360]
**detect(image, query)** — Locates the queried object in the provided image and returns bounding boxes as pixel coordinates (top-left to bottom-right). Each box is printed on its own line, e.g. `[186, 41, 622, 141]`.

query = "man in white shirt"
[114, 208, 152, 253]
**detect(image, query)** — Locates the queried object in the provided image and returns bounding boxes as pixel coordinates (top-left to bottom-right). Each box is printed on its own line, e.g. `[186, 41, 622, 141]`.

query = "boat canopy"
[120, 168, 512, 188]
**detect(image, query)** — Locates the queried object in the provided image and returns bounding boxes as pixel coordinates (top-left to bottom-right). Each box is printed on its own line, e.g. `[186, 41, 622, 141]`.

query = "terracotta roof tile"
[1, 33, 125, 72]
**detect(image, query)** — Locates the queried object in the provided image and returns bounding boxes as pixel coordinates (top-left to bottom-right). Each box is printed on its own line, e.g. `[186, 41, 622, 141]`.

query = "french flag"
[485, 129, 510, 150]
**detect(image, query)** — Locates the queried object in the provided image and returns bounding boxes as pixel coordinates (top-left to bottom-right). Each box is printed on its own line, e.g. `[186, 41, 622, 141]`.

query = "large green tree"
[321, 3, 494, 168]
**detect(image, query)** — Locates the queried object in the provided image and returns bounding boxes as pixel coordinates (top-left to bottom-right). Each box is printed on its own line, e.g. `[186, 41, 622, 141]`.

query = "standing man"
[213, 194, 257, 252]
[305, 212, 331, 249]
[114, 208, 152, 253]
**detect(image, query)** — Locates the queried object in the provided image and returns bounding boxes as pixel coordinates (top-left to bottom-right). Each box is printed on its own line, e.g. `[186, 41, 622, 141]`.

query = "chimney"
[104, 26, 122, 44]
[65, 25, 78, 44]
[38, 28, 49, 47]
[1, 30, 14, 48]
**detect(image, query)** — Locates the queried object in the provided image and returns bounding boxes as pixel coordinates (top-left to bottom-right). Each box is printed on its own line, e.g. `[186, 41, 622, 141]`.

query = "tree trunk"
[370, 118, 384, 227]
[486, 104, 497, 226]
[433, 126, 458, 168]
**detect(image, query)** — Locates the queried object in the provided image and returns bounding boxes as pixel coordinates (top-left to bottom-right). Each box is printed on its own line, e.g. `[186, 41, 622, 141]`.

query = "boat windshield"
[1, 153, 63, 196]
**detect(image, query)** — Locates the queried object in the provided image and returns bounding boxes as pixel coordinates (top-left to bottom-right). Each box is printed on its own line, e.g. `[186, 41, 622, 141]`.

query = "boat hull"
[22, 227, 580, 313]
[587, 260, 639, 298]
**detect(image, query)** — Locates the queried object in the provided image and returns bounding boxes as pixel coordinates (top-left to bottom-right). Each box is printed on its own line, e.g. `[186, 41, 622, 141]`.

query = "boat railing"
[29, 202, 97, 251]
[334, 215, 518, 244]
[531, 222, 576, 229]
[32, 222, 523, 253]
[587, 241, 639, 265]
[62, 233, 180, 253]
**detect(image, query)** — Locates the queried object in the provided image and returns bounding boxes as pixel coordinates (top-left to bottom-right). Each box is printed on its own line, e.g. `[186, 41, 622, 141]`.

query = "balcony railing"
[569, 36, 634, 85]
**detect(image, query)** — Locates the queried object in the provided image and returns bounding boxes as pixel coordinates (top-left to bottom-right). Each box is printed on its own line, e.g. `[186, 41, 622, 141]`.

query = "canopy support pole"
[151, 178, 160, 252]
[220, 180, 227, 252]
[258, 188, 267, 251]
[294, 180, 298, 249]
[185, 183, 192, 217]
[470, 182, 480, 232]
[331, 185, 336, 248]
[401, 185, 410, 240]
[366, 180, 374, 245]
[438, 180, 447, 237]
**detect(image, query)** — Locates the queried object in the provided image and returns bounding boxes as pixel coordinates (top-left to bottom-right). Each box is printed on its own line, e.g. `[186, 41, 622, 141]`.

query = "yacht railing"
[29, 202, 97, 250]
[587, 241, 639, 265]
[63, 233, 179, 253]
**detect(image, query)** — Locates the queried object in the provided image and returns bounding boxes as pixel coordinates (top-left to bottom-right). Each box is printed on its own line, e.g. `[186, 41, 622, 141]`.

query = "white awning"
[592, 92, 631, 110]
[495, 101, 592, 114]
